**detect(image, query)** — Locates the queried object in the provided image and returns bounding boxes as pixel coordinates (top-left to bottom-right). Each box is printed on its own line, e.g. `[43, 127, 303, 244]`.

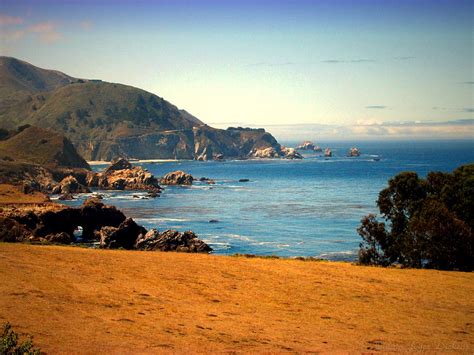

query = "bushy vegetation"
[1, 322, 40, 354]
[358, 164, 473, 271]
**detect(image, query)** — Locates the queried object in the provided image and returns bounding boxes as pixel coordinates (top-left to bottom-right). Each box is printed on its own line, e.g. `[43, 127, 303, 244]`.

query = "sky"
[0, 0, 473, 140]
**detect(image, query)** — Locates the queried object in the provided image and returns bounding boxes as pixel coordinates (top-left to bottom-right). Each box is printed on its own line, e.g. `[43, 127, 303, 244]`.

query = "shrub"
[358, 164, 474, 271]
[0, 322, 40, 354]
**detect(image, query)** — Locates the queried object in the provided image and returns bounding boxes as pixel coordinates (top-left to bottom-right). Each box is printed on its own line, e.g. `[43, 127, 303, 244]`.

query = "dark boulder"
[99, 217, 146, 249]
[45, 232, 75, 244]
[0, 217, 30, 242]
[58, 193, 75, 200]
[135, 229, 212, 253]
[135, 229, 160, 250]
[33, 208, 81, 238]
[80, 198, 126, 239]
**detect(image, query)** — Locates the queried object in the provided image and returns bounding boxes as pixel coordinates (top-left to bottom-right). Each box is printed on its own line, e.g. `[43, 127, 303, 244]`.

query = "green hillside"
[0, 126, 90, 169]
[0, 57, 281, 161]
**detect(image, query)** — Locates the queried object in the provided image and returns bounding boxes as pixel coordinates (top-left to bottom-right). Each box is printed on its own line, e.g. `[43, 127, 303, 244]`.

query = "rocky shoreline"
[0, 194, 212, 253]
[0, 155, 213, 253]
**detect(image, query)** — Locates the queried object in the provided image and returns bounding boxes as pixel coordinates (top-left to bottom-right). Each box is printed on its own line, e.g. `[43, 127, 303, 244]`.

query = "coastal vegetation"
[1, 322, 40, 355]
[358, 164, 474, 271]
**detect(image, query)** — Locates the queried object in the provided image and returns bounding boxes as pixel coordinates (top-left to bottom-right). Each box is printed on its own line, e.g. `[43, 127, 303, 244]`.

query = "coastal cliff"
[0, 57, 289, 161]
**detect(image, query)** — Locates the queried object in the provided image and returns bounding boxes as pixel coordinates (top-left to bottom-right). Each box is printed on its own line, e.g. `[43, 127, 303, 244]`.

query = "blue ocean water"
[62, 140, 474, 260]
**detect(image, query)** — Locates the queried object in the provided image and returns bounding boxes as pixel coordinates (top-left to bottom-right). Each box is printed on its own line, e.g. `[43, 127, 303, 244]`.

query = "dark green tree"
[358, 164, 474, 271]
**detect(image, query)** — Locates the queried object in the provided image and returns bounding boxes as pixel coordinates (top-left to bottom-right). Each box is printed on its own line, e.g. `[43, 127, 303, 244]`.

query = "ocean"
[61, 140, 474, 260]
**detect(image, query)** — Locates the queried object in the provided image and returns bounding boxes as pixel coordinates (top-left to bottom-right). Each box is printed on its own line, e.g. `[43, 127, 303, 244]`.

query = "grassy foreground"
[0, 243, 473, 353]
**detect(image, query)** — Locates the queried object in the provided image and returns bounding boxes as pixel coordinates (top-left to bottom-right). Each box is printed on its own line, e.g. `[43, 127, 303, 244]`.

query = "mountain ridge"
[0, 56, 288, 161]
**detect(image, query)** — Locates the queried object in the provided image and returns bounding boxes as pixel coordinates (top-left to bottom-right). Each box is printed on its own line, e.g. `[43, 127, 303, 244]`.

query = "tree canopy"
[358, 164, 474, 271]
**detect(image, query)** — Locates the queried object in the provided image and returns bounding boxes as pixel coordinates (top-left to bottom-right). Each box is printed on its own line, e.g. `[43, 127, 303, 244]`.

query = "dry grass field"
[0, 184, 50, 204]
[0, 243, 473, 353]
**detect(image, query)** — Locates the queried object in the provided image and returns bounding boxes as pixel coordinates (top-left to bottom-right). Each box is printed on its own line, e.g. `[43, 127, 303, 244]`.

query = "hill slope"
[0, 57, 282, 161]
[0, 57, 76, 118]
[0, 126, 90, 169]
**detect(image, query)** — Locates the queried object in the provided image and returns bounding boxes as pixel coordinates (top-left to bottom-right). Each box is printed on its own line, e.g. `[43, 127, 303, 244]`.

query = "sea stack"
[349, 147, 361, 157]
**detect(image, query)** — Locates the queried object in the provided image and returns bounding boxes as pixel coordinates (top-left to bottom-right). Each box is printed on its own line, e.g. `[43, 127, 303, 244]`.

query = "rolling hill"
[0, 56, 283, 161]
[0, 125, 89, 169]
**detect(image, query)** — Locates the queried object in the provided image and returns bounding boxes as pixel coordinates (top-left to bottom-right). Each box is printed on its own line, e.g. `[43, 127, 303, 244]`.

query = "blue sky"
[0, 0, 473, 138]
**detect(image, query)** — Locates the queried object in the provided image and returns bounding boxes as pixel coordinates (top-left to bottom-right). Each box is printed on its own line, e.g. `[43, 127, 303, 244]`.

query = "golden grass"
[0, 184, 50, 204]
[0, 243, 473, 353]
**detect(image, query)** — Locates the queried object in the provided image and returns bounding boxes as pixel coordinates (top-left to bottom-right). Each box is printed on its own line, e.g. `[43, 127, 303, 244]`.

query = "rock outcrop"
[296, 141, 322, 152]
[199, 177, 215, 184]
[135, 229, 212, 252]
[249, 147, 281, 159]
[0, 197, 212, 252]
[0, 217, 31, 242]
[98, 217, 147, 249]
[349, 147, 360, 157]
[87, 158, 162, 192]
[0, 161, 56, 193]
[281, 147, 303, 159]
[52, 175, 90, 194]
[44, 232, 75, 244]
[296, 141, 315, 150]
[249, 146, 303, 159]
[80, 198, 127, 239]
[160, 171, 194, 185]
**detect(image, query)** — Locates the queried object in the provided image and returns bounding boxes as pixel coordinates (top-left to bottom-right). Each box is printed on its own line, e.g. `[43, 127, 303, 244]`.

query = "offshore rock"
[87, 159, 161, 192]
[281, 147, 303, 159]
[249, 147, 281, 159]
[349, 147, 361, 157]
[296, 141, 322, 152]
[296, 141, 316, 150]
[58, 193, 75, 200]
[160, 171, 194, 185]
[250, 146, 303, 159]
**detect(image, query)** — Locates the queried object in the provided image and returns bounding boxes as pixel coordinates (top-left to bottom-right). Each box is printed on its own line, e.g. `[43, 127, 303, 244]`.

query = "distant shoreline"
[87, 159, 187, 165]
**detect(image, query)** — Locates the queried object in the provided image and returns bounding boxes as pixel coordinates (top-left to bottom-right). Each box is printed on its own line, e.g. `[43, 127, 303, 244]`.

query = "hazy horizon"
[1, 0, 473, 140]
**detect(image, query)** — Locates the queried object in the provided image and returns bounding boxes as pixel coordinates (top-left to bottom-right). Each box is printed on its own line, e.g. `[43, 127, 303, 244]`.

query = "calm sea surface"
[61, 140, 474, 260]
